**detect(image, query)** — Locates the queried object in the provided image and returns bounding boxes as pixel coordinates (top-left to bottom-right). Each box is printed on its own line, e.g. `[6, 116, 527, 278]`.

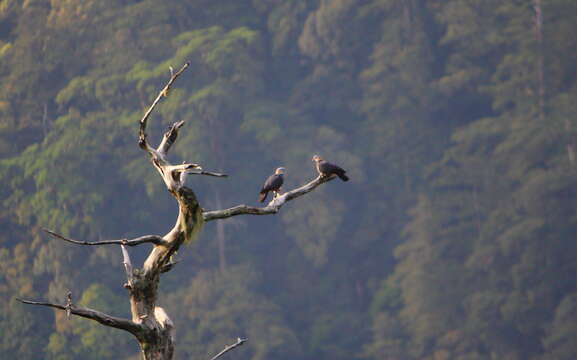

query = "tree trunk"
[534, 0, 545, 123]
[18, 62, 340, 360]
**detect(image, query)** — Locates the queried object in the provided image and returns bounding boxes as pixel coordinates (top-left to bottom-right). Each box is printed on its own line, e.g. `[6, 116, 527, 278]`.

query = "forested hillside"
[1, 0, 576, 359]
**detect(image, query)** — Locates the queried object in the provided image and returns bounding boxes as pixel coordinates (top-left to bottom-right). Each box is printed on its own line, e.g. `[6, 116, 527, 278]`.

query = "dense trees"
[1, 0, 576, 359]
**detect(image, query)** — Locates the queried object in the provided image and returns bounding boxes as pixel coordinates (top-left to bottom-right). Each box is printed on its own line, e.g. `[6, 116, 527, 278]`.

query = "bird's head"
[312, 155, 323, 163]
[275, 167, 285, 175]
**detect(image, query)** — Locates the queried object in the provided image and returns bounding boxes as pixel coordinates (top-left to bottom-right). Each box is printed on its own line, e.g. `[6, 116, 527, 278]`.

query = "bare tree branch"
[157, 120, 185, 156]
[209, 338, 247, 360]
[43, 229, 166, 247]
[203, 175, 336, 221]
[139, 63, 190, 153]
[180, 168, 228, 187]
[121, 245, 134, 288]
[16, 297, 144, 337]
[188, 170, 228, 178]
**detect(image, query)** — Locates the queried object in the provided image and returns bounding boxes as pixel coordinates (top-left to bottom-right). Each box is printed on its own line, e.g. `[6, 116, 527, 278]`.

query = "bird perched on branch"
[312, 155, 349, 181]
[259, 167, 285, 202]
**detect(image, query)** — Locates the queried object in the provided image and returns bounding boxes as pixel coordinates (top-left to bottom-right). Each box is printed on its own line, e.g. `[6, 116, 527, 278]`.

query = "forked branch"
[203, 175, 336, 221]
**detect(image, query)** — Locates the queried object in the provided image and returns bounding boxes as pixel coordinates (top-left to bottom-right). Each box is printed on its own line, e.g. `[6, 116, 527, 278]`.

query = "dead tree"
[17, 63, 338, 360]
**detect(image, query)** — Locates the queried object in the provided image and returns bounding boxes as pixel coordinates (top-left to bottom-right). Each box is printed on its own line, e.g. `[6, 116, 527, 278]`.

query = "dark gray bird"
[312, 155, 349, 181]
[259, 167, 285, 202]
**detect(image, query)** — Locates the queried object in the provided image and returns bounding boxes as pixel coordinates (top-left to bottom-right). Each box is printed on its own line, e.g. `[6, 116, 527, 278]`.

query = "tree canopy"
[1, 0, 576, 359]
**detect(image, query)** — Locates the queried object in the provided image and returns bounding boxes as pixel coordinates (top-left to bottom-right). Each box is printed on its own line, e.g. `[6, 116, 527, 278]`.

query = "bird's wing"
[261, 174, 282, 192]
[320, 162, 345, 174]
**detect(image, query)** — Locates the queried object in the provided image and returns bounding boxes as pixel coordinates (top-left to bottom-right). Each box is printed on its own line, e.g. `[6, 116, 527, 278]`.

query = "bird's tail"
[337, 171, 349, 182]
[258, 191, 268, 203]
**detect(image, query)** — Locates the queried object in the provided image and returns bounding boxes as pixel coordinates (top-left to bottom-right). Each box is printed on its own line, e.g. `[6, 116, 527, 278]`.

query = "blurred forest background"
[1, 0, 576, 359]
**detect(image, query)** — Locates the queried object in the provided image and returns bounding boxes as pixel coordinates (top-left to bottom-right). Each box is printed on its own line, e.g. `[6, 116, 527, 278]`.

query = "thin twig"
[180, 168, 227, 186]
[139, 62, 190, 150]
[188, 170, 228, 178]
[44, 229, 165, 246]
[209, 338, 247, 360]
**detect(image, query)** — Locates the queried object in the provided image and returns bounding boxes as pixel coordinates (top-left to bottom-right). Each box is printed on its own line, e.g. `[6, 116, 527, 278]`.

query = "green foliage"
[1, 1, 577, 359]
[164, 265, 302, 360]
